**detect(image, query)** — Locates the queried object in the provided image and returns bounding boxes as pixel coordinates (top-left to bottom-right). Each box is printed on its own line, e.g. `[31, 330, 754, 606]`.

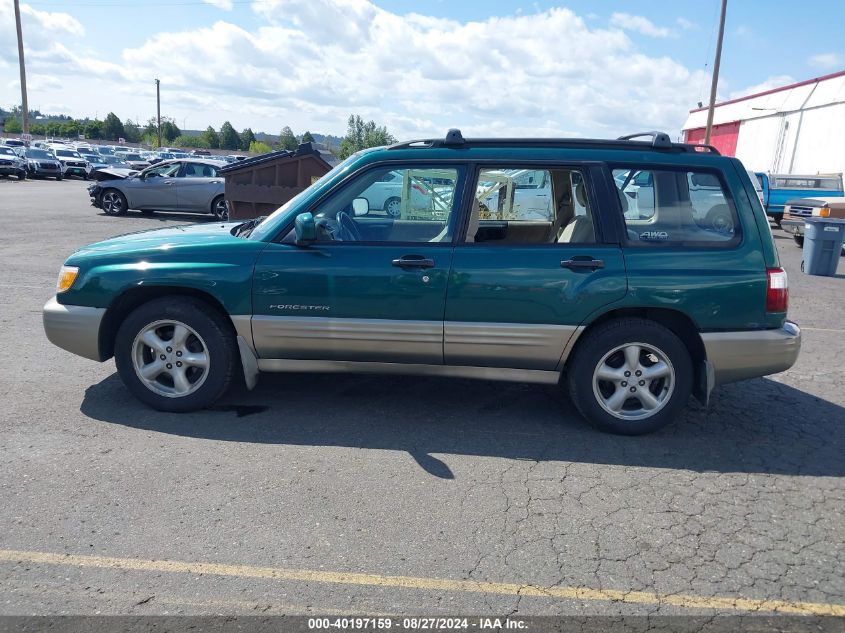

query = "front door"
[128, 162, 182, 210]
[444, 165, 627, 370]
[251, 164, 466, 364]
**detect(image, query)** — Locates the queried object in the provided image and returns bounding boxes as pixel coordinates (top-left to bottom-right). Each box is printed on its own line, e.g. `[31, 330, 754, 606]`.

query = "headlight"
[57, 266, 79, 293]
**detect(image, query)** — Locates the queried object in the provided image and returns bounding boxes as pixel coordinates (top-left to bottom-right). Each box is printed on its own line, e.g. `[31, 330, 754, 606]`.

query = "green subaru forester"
[44, 131, 801, 435]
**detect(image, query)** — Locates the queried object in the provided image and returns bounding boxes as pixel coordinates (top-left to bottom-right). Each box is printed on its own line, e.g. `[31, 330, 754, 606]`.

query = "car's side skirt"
[255, 358, 561, 385]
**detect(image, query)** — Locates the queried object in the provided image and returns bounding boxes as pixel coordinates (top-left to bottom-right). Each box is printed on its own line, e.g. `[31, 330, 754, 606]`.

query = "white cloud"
[728, 75, 794, 100]
[0, 0, 85, 62]
[609, 13, 674, 38]
[1, 0, 710, 140]
[808, 53, 841, 69]
[203, 0, 234, 9]
[676, 17, 695, 30]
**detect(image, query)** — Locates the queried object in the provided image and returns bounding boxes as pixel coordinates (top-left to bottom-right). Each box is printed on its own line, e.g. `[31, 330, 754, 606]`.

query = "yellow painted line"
[1, 548, 843, 616]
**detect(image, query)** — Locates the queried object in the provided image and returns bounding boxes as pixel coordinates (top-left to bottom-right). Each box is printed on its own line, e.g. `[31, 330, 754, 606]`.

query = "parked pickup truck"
[755, 172, 844, 226]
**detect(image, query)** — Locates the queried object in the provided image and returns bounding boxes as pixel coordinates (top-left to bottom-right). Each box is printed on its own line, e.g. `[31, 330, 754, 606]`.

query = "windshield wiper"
[232, 215, 267, 238]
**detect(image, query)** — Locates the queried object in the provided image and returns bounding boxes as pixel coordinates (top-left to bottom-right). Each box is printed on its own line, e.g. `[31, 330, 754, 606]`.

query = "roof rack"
[388, 129, 721, 155]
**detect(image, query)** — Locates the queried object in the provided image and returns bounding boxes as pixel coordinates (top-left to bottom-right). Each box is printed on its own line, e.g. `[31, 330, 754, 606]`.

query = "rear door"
[175, 162, 224, 213]
[444, 164, 627, 370]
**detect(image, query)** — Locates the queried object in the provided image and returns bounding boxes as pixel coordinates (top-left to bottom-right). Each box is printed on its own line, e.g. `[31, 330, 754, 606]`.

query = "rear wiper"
[232, 216, 267, 238]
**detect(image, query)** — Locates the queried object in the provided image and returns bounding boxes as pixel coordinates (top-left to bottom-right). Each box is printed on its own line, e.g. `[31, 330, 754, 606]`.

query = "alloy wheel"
[131, 320, 210, 398]
[592, 342, 675, 421]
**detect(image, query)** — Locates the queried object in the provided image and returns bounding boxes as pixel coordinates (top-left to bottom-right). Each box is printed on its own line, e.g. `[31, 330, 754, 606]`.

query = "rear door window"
[612, 167, 740, 246]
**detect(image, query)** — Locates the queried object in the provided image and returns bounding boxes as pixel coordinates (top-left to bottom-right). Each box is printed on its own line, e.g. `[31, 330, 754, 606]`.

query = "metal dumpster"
[801, 218, 845, 276]
[219, 143, 333, 220]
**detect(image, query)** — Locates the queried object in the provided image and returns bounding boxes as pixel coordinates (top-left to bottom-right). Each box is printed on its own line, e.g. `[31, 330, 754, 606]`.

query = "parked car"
[0, 145, 27, 180]
[93, 155, 132, 171]
[87, 158, 227, 219]
[755, 172, 844, 226]
[44, 130, 800, 435]
[114, 152, 151, 170]
[18, 147, 62, 179]
[95, 146, 115, 156]
[2, 138, 26, 148]
[52, 148, 91, 179]
[781, 197, 845, 253]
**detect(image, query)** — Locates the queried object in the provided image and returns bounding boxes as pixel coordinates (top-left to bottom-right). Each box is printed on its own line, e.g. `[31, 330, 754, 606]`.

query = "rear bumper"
[701, 322, 801, 385]
[43, 296, 106, 362]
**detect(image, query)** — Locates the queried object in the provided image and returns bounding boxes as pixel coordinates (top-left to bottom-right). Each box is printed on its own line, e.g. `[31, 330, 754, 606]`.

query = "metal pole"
[155, 78, 161, 148]
[704, 0, 728, 145]
[13, 0, 29, 135]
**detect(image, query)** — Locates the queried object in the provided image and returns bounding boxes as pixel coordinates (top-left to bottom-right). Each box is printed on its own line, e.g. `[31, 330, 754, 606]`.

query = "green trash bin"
[801, 218, 845, 276]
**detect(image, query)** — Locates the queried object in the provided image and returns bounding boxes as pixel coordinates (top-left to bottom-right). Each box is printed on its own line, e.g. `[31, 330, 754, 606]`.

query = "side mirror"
[294, 212, 317, 245]
[352, 197, 369, 217]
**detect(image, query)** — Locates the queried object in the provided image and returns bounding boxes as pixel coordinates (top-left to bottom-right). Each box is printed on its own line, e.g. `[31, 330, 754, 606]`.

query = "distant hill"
[182, 129, 342, 152]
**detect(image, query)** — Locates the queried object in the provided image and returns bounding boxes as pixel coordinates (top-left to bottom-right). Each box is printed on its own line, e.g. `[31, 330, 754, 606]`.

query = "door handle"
[561, 257, 605, 271]
[392, 255, 435, 269]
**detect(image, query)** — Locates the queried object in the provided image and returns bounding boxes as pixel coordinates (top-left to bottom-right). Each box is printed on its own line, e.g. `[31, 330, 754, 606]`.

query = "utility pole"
[704, 0, 728, 145]
[13, 0, 29, 135]
[155, 78, 161, 148]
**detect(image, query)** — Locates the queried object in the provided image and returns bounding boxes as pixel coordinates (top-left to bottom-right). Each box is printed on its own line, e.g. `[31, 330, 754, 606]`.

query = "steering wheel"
[336, 211, 361, 242]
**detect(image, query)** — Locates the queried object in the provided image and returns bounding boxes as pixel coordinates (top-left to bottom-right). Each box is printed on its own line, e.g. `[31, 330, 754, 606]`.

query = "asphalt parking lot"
[0, 177, 843, 617]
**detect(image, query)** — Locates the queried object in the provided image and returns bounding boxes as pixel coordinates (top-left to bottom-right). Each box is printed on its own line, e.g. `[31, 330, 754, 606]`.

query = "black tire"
[17, 171, 26, 181]
[56, 174, 63, 181]
[101, 188, 128, 216]
[566, 318, 693, 435]
[793, 235, 804, 248]
[772, 213, 783, 227]
[114, 297, 236, 412]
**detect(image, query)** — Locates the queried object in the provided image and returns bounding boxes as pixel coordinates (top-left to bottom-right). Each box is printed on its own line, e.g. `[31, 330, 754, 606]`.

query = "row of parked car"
[0, 137, 246, 181]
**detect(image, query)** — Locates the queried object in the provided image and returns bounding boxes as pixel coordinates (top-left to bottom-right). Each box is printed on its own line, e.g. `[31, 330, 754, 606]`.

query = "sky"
[1, 0, 843, 140]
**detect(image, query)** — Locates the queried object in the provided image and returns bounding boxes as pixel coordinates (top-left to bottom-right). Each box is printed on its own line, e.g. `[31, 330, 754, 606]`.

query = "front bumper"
[780, 218, 806, 235]
[27, 164, 61, 177]
[0, 165, 24, 176]
[62, 164, 89, 178]
[43, 296, 106, 362]
[701, 321, 801, 385]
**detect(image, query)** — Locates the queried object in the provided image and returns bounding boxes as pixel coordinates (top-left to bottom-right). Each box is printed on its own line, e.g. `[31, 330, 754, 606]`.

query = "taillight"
[766, 268, 788, 312]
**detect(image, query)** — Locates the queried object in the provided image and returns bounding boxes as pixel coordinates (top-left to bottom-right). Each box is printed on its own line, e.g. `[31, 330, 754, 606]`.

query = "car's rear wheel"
[384, 197, 401, 218]
[211, 195, 228, 221]
[114, 297, 236, 412]
[566, 318, 692, 435]
[102, 189, 127, 215]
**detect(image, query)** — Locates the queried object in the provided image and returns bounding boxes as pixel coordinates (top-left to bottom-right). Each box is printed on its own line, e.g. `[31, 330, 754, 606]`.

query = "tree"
[239, 127, 256, 151]
[102, 112, 125, 140]
[339, 114, 395, 159]
[200, 126, 220, 149]
[83, 119, 103, 140]
[161, 120, 180, 143]
[4, 118, 22, 133]
[172, 134, 208, 149]
[301, 130, 315, 143]
[123, 119, 141, 143]
[249, 140, 273, 154]
[277, 126, 298, 151]
[219, 121, 240, 150]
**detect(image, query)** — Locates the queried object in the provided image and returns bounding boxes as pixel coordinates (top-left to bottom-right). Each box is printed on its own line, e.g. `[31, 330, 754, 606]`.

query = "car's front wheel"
[566, 318, 692, 435]
[17, 170, 26, 181]
[101, 189, 128, 215]
[114, 297, 236, 412]
[793, 235, 804, 248]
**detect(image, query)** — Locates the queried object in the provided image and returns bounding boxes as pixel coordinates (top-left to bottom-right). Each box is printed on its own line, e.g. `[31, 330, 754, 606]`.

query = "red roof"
[689, 68, 845, 113]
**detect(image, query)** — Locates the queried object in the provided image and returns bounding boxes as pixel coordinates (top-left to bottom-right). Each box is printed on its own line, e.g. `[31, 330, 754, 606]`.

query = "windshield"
[26, 149, 52, 159]
[56, 150, 81, 158]
[102, 156, 126, 164]
[0, 147, 15, 156]
[122, 154, 143, 161]
[247, 153, 361, 241]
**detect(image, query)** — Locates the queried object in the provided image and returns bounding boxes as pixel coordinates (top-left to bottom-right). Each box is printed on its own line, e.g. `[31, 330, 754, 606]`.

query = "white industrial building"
[682, 70, 845, 176]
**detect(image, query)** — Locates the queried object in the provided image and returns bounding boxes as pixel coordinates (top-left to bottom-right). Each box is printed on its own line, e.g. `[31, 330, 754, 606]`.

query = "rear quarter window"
[612, 167, 740, 247]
